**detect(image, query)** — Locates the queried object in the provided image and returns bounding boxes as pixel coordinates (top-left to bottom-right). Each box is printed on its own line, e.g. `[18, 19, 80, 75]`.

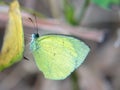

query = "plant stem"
[77, 0, 90, 25]
[71, 71, 80, 90]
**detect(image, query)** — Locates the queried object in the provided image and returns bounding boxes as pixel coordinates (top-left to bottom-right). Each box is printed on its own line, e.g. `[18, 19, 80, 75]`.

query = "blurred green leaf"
[63, 0, 78, 25]
[91, 0, 120, 10]
[63, 0, 89, 26]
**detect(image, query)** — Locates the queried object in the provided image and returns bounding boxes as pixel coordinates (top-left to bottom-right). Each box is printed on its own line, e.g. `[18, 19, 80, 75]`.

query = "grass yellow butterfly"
[30, 27, 90, 80]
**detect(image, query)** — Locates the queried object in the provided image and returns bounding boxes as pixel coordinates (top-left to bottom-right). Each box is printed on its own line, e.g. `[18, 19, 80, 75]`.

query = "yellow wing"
[0, 0, 24, 71]
[30, 34, 90, 80]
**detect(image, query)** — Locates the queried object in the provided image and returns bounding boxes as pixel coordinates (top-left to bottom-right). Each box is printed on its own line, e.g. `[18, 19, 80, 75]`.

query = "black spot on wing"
[53, 53, 56, 56]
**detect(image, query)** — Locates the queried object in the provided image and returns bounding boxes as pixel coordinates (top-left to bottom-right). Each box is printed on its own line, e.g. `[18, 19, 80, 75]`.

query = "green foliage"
[63, 0, 78, 25]
[63, 0, 90, 26]
[91, 0, 120, 10]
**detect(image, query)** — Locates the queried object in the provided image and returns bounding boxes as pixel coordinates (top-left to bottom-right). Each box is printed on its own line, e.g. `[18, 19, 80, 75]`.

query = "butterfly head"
[31, 33, 39, 41]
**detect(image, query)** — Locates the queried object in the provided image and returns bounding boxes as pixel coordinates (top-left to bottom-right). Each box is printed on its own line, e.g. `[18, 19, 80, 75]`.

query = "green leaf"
[91, 0, 120, 10]
[63, 0, 78, 25]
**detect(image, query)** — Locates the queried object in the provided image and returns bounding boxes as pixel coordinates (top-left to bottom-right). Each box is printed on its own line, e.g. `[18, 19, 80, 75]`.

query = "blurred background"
[0, 0, 120, 90]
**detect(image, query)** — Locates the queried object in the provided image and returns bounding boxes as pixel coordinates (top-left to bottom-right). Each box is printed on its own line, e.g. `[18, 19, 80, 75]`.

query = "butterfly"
[30, 32, 90, 80]
[0, 0, 24, 71]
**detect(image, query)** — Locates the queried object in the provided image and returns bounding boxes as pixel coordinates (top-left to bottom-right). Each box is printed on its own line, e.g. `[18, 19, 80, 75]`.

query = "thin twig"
[0, 9, 105, 42]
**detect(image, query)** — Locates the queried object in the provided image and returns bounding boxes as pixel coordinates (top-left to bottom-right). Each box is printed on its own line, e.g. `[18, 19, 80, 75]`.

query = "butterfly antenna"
[28, 17, 36, 33]
[34, 14, 39, 34]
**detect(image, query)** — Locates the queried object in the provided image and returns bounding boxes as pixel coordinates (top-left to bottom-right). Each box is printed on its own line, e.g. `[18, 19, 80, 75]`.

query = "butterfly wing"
[0, 0, 24, 71]
[30, 35, 90, 80]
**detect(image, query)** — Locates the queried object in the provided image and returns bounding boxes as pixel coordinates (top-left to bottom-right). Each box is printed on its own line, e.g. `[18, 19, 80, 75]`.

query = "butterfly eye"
[32, 33, 39, 40]
[34, 33, 39, 38]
